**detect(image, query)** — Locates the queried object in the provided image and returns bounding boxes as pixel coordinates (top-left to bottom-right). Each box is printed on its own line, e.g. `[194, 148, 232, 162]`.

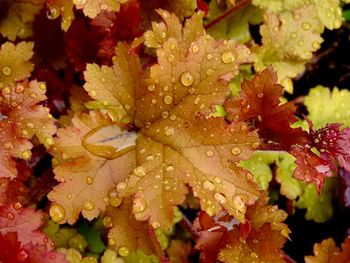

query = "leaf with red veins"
[305, 237, 350, 263]
[0, 80, 56, 178]
[225, 66, 309, 150]
[312, 123, 350, 172]
[0, 232, 68, 263]
[104, 198, 162, 257]
[290, 145, 333, 193]
[48, 111, 136, 224]
[0, 205, 50, 247]
[195, 193, 290, 263]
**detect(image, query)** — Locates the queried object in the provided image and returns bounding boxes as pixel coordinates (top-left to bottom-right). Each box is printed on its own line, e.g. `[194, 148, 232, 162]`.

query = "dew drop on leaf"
[17, 249, 29, 262]
[83, 200, 95, 211]
[46, 8, 59, 20]
[133, 197, 147, 213]
[161, 111, 169, 119]
[290, 32, 297, 39]
[108, 188, 122, 207]
[192, 44, 199, 53]
[206, 53, 213, 60]
[166, 165, 174, 172]
[116, 182, 127, 192]
[118, 246, 130, 257]
[232, 195, 246, 213]
[231, 146, 241, 155]
[3, 142, 13, 150]
[103, 216, 114, 228]
[165, 127, 175, 136]
[147, 85, 155, 92]
[180, 72, 194, 87]
[133, 166, 146, 177]
[167, 54, 175, 62]
[49, 203, 66, 222]
[7, 212, 14, 220]
[2, 66, 12, 76]
[221, 51, 237, 64]
[301, 22, 311, 30]
[214, 192, 227, 204]
[203, 180, 215, 191]
[163, 95, 173, 104]
[21, 150, 31, 160]
[86, 176, 94, 185]
[206, 150, 214, 157]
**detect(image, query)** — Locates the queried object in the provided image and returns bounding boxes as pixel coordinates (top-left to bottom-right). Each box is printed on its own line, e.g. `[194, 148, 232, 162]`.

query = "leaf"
[0, 80, 56, 178]
[254, 5, 323, 87]
[83, 43, 141, 122]
[304, 86, 350, 129]
[0, 1, 44, 41]
[0, 41, 34, 87]
[104, 198, 162, 257]
[305, 237, 350, 263]
[0, 232, 68, 263]
[48, 111, 136, 224]
[82, 10, 259, 229]
[73, 0, 127, 19]
[46, 0, 75, 31]
[225, 66, 308, 150]
[195, 193, 290, 263]
[296, 177, 336, 222]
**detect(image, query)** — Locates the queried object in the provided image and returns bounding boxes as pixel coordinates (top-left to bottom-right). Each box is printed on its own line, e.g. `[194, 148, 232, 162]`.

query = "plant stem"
[179, 214, 200, 240]
[204, 0, 252, 30]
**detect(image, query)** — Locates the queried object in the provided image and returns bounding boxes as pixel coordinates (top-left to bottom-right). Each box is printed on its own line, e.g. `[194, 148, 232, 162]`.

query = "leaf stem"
[179, 214, 200, 240]
[204, 0, 252, 30]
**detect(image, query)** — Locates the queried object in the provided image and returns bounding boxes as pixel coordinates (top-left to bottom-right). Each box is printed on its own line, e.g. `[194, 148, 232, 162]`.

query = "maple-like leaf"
[225, 66, 308, 150]
[305, 86, 350, 129]
[0, 80, 56, 178]
[104, 198, 162, 257]
[0, 0, 45, 41]
[195, 193, 290, 263]
[79, 10, 260, 230]
[0, 41, 34, 87]
[0, 232, 68, 263]
[305, 237, 350, 263]
[73, 0, 128, 19]
[254, 5, 323, 89]
[296, 177, 336, 222]
[46, 0, 75, 31]
[48, 111, 136, 224]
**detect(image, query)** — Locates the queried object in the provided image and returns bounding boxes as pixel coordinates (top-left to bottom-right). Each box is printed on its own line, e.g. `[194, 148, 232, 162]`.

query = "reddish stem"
[204, 0, 252, 30]
[179, 214, 200, 240]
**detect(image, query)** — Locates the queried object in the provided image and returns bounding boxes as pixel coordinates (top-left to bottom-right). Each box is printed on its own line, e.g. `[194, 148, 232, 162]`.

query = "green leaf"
[304, 86, 350, 129]
[124, 251, 159, 263]
[296, 177, 336, 223]
[77, 221, 106, 254]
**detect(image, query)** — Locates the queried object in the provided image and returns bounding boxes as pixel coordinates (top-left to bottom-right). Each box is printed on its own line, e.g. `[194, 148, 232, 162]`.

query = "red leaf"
[0, 232, 67, 263]
[290, 145, 333, 192]
[225, 66, 309, 150]
[197, 0, 208, 15]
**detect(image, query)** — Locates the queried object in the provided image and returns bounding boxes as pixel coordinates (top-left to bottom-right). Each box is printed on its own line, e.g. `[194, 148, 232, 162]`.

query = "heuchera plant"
[1, 0, 350, 262]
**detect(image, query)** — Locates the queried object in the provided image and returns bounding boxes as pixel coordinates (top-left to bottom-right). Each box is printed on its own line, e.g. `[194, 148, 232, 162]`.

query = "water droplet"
[189, 88, 195, 94]
[83, 200, 95, 211]
[301, 22, 310, 30]
[118, 246, 130, 257]
[103, 216, 113, 228]
[267, 206, 276, 213]
[47, 7, 60, 20]
[206, 53, 213, 60]
[108, 238, 116, 246]
[221, 51, 237, 64]
[161, 111, 169, 119]
[203, 180, 215, 191]
[13, 202, 22, 210]
[231, 146, 241, 156]
[148, 85, 155, 91]
[17, 249, 29, 262]
[165, 127, 175, 136]
[214, 177, 222, 184]
[133, 166, 146, 177]
[251, 142, 260, 149]
[312, 41, 320, 49]
[2, 66, 11, 76]
[3, 142, 13, 150]
[163, 95, 173, 104]
[192, 44, 199, 53]
[214, 192, 227, 204]
[163, 85, 169, 91]
[7, 212, 14, 220]
[146, 154, 155, 161]
[21, 150, 31, 160]
[290, 32, 297, 40]
[166, 165, 174, 172]
[167, 54, 175, 62]
[108, 188, 123, 207]
[170, 114, 177, 121]
[250, 252, 258, 258]
[257, 92, 263, 98]
[170, 44, 175, 50]
[180, 72, 194, 87]
[49, 203, 66, 222]
[85, 176, 93, 185]
[151, 98, 157, 104]
[15, 85, 25, 93]
[152, 221, 160, 228]
[90, 90, 96, 96]
[194, 97, 200, 105]
[206, 150, 214, 157]
[233, 195, 246, 213]
[132, 197, 147, 213]
[281, 228, 290, 238]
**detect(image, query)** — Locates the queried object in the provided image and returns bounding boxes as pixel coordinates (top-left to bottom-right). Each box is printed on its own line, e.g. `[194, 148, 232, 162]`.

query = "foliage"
[1, 0, 350, 262]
